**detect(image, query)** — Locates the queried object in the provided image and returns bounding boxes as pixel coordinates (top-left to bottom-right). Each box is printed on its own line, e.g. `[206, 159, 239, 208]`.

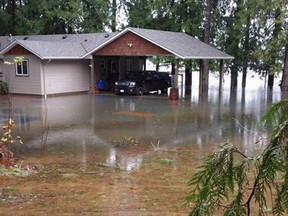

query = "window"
[126, 59, 132, 70]
[100, 59, 106, 69]
[111, 61, 117, 73]
[16, 59, 29, 76]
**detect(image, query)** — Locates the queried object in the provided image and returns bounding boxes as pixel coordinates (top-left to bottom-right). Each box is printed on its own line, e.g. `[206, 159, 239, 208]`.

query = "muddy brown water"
[0, 87, 284, 215]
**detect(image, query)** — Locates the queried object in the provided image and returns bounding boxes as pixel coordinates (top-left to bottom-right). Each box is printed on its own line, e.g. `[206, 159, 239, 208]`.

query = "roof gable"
[83, 28, 233, 59]
[0, 32, 119, 59]
[93, 31, 171, 56]
[5, 44, 33, 55]
[0, 39, 88, 59]
[128, 28, 233, 59]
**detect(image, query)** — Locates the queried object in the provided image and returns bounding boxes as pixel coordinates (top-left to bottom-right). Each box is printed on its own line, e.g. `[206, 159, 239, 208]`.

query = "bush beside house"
[0, 80, 9, 94]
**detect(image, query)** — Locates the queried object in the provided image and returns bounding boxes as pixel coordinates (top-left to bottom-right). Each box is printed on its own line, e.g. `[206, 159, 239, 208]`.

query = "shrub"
[0, 81, 9, 95]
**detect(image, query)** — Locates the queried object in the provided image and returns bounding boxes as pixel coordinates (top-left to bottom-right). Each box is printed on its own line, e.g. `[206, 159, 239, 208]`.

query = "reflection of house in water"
[1, 89, 281, 171]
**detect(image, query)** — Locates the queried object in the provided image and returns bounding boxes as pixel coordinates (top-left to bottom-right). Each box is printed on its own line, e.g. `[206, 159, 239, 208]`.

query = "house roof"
[84, 28, 233, 60]
[0, 32, 119, 59]
[0, 28, 233, 60]
[6, 40, 88, 59]
[129, 28, 233, 59]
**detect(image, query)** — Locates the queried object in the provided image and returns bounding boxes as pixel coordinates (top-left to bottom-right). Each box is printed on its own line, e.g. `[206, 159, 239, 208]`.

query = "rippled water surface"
[0, 83, 284, 171]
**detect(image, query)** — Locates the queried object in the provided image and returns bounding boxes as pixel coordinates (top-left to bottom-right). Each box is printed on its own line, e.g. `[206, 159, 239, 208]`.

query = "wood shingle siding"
[94, 32, 171, 56]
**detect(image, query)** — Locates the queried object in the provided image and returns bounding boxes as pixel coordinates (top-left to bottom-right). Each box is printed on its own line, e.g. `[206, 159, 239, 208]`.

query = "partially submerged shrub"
[1, 118, 23, 146]
[0, 118, 23, 167]
[0, 143, 15, 167]
[0, 81, 8, 95]
[113, 136, 140, 147]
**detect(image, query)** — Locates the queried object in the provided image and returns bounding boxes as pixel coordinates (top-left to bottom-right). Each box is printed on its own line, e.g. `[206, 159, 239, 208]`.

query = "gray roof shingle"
[0, 32, 119, 59]
[15, 40, 87, 59]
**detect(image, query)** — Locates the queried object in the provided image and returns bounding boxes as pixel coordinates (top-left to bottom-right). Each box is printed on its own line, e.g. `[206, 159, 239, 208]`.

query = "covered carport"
[83, 27, 233, 99]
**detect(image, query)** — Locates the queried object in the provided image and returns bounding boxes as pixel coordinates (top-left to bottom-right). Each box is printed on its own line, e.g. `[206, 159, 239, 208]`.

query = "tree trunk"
[111, 0, 117, 32]
[281, 43, 288, 91]
[242, 14, 250, 89]
[230, 63, 238, 90]
[200, 0, 211, 93]
[268, 7, 281, 88]
[185, 61, 192, 95]
[219, 60, 224, 90]
[268, 75, 274, 89]
[242, 66, 247, 88]
[9, 0, 17, 35]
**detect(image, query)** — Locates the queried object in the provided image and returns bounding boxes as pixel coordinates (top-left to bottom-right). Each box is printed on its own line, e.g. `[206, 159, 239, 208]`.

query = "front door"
[108, 60, 119, 91]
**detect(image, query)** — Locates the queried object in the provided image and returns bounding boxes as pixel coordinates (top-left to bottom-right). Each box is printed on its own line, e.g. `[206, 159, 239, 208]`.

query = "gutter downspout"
[42, 59, 50, 99]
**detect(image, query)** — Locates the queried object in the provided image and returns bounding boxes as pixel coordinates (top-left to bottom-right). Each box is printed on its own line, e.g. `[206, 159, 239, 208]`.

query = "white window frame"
[15, 59, 29, 76]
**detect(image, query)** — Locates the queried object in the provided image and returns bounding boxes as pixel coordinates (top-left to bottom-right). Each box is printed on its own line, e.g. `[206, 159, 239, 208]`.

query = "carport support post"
[169, 58, 179, 100]
[90, 58, 95, 94]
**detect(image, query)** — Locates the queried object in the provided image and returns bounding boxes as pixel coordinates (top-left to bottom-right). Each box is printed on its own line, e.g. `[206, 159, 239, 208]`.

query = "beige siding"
[3, 55, 42, 95]
[43, 59, 90, 95]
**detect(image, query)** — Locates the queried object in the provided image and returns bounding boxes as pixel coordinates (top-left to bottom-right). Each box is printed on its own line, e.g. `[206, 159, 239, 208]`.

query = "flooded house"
[0, 28, 232, 97]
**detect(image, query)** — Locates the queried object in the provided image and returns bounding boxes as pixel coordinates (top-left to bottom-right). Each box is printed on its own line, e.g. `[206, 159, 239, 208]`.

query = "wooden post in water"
[169, 59, 179, 100]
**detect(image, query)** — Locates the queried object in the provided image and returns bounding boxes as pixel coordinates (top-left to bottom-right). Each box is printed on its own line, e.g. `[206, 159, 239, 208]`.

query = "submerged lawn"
[0, 145, 199, 216]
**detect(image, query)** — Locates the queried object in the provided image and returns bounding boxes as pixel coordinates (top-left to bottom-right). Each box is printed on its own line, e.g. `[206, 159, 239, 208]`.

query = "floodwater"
[0, 73, 286, 215]
[1, 88, 282, 166]
[0, 74, 284, 164]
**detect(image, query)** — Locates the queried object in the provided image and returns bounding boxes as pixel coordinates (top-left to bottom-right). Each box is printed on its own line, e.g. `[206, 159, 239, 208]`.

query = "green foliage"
[1, 118, 23, 145]
[186, 100, 288, 215]
[160, 158, 173, 165]
[0, 166, 29, 177]
[81, 0, 110, 33]
[0, 0, 111, 35]
[0, 81, 9, 95]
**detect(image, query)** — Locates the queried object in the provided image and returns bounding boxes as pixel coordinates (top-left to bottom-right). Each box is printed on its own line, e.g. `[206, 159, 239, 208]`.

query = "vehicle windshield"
[124, 71, 151, 80]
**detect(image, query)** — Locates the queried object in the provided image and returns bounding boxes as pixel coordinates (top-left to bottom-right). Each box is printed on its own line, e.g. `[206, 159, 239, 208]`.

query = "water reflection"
[106, 148, 143, 172]
[0, 85, 284, 172]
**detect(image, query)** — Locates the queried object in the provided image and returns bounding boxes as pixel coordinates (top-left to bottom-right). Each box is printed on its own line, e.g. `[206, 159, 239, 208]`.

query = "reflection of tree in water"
[169, 89, 274, 153]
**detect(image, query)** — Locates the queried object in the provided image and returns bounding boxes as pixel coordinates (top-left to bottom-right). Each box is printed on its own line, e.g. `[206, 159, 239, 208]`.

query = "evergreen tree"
[81, 0, 110, 33]
[186, 100, 288, 215]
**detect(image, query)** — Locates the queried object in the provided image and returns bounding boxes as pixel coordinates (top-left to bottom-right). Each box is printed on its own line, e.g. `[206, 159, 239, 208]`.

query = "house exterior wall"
[94, 32, 171, 56]
[3, 44, 90, 96]
[43, 59, 90, 95]
[3, 54, 42, 95]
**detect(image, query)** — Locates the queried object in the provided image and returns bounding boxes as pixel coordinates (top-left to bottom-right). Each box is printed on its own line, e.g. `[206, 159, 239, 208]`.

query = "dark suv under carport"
[114, 71, 171, 95]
